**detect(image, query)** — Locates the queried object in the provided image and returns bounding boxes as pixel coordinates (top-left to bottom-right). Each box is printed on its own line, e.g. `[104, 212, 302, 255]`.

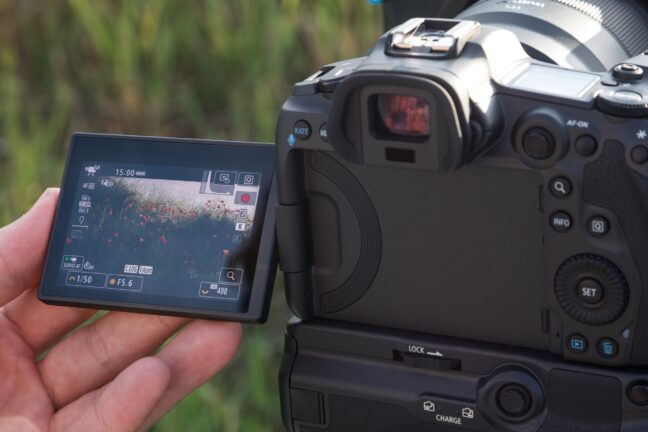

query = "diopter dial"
[555, 255, 629, 326]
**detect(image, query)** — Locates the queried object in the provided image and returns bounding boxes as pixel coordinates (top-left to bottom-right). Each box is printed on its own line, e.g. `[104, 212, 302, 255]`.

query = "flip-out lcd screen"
[39, 134, 276, 322]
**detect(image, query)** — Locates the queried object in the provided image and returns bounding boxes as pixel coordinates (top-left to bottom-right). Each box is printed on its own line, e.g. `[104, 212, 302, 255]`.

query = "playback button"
[567, 334, 588, 354]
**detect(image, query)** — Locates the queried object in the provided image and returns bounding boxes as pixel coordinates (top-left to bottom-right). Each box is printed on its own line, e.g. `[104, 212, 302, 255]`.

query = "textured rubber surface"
[541, 369, 621, 431]
[583, 141, 648, 364]
[300, 395, 458, 432]
[309, 152, 382, 314]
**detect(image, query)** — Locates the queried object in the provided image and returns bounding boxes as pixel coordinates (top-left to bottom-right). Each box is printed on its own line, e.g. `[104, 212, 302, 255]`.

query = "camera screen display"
[508, 64, 600, 99]
[40, 134, 276, 322]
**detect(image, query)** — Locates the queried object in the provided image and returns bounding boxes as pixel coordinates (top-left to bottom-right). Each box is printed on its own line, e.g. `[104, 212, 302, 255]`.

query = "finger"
[51, 356, 171, 432]
[137, 320, 242, 430]
[0, 188, 59, 306]
[2, 287, 97, 354]
[39, 312, 188, 408]
[0, 314, 53, 432]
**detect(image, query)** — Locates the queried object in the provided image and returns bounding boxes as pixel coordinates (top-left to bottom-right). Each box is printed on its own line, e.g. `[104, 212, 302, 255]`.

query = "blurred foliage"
[0, 1, 382, 431]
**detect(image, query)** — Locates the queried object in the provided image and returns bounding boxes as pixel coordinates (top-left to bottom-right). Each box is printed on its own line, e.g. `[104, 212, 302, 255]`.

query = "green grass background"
[0, 1, 382, 430]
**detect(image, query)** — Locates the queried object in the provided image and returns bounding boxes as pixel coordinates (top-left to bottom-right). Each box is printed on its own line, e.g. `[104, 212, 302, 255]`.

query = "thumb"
[0, 188, 60, 305]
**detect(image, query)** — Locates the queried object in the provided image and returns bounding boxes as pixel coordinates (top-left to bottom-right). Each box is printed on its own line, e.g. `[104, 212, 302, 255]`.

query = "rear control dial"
[555, 255, 629, 325]
[597, 88, 648, 117]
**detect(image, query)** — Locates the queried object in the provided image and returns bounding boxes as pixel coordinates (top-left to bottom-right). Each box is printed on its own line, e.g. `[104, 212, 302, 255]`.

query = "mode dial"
[555, 255, 629, 326]
[612, 63, 644, 82]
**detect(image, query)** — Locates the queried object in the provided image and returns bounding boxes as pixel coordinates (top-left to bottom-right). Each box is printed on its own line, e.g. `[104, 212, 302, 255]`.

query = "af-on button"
[575, 135, 598, 157]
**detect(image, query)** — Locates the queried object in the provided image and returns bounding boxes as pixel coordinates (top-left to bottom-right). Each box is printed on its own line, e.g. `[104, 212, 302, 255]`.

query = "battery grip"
[279, 320, 648, 432]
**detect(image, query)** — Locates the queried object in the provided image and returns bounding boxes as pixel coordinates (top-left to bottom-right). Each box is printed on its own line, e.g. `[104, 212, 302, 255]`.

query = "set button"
[576, 278, 604, 305]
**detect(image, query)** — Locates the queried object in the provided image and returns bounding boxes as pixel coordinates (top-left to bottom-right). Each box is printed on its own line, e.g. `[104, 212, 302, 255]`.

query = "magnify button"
[550, 177, 572, 198]
[219, 268, 243, 284]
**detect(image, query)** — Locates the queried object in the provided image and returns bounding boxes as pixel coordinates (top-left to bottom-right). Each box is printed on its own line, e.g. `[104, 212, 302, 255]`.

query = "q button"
[550, 177, 572, 199]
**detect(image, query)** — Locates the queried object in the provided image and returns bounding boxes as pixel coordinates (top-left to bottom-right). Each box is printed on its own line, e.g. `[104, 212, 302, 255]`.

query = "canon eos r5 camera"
[38, 0, 648, 431]
[276, 1, 648, 431]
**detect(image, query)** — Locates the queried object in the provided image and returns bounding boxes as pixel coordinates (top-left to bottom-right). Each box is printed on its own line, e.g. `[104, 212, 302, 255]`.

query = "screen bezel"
[38, 133, 277, 323]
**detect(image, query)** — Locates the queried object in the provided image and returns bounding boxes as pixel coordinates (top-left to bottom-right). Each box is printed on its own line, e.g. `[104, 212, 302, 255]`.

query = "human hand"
[0, 189, 243, 431]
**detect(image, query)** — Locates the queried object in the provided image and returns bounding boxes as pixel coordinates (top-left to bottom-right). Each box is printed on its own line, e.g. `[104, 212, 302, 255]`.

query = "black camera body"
[276, 13, 648, 432]
[276, 16, 648, 369]
[279, 319, 648, 432]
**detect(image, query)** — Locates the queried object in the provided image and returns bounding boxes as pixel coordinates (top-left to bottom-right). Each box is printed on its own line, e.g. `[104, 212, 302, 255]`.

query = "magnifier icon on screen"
[226, 271, 236, 281]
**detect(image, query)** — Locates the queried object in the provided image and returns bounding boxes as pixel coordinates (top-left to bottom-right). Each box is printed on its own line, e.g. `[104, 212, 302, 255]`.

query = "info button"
[550, 211, 573, 233]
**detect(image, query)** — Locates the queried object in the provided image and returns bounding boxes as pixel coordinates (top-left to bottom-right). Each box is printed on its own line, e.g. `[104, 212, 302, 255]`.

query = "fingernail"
[35, 188, 54, 205]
